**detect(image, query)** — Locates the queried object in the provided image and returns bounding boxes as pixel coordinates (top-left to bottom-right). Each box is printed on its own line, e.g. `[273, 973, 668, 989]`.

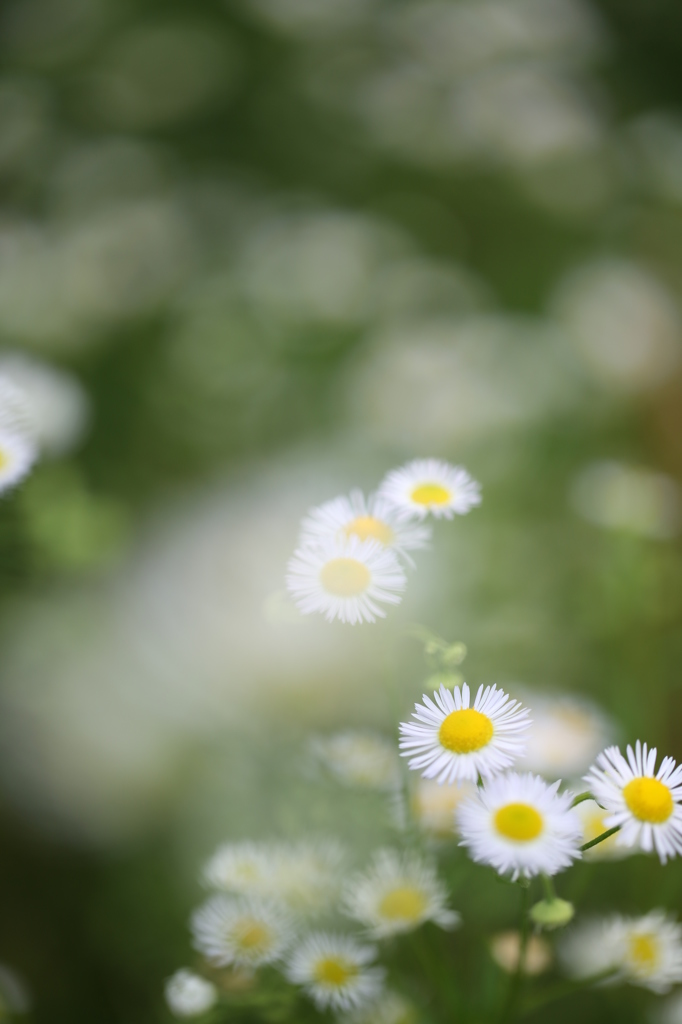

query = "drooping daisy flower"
[584, 741, 682, 863]
[458, 772, 583, 879]
[0, 377, 38, 495]
[286, 932, 385, 1013]
[574, 798, 632, 861]
[516, 693, 613, 779]
[411, 778, 478, 836]
[490, 931, 552, 976]
[560, 912, 682, 993]
[311, 731, 400, 791]
[342, 849, 459, 938]
[286, 536, 406, 624]
[378, 459, 481, 520]
[165, 969, 217, 1018]
[191, 894, 294, 968]
[298, 490, 431, 566]
[399, 682, 530, 784]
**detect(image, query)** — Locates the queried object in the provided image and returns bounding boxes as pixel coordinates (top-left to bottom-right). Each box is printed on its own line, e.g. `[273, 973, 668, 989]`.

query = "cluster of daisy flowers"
[285, 459, 481, 623]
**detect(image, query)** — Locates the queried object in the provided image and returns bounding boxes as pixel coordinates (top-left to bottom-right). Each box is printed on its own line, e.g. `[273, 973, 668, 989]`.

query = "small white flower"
[411, 778, 479, 836]
[574, 799, 633, 861]
[286, 535, 406, 624]
[560, 912, 682, 993]
[516, 693, 613, 779]
[584, 741, 682, 863]
[378, 458, 481, 520]
[0, 353, 89, 456]
[311, 731, 400, 791]
[299, 489, 431, 566]
[342, 849, 459, 938]
[0, 377, 37, 494]
[191, 894, 294, 968]
[165, 969, 217, 1018]
[458, 772, 583, 879]
[286, 932, 385, 1013]
[202, 841, 274, 894]
[399, 682, 530, 784]
[490, 931, 552, 976]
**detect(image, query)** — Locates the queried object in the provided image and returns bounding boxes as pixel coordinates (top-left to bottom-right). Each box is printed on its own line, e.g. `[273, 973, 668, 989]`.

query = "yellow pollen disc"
[232, 920, 272, 953]
[314, 958, 356, 987]
[319, 557, 371, 597]
[629, 933, 659, 970]
[410, 483, 451, 506]
[494, 803, 544, 842]
[623, 777, 674, 824]
[439, 708, 494, 754]
[344, 515, 394, 546]
[0, 448, 8, 470]
[378, 886, 428, 923]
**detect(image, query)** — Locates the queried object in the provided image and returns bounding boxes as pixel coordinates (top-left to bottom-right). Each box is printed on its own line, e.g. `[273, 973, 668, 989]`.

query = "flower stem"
[570, 791, 594, 807]
[541, 873, 555, 902]
[498, 884, 530, 1024]
[580, 826, 620, 852]
[518, 967, 619, 1017]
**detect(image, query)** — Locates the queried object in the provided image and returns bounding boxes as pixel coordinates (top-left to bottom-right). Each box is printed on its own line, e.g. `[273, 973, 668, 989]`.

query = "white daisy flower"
[457, 772, 583, 879]
[516, 693, 613, 779]
[574, 799, 633, 861]
[191, 894, 294, 968]
[164, 969, 217, 1018]
[341, 990, 415, 1024]
[584, 741, 682, 863]
[399, 682, 530, 784]
[286, 535, 406, 624]
[490, 931, 552, 976]
[0, 353, 90, 456]
[560, 912, 682, 993]
[202, 841, 275, 894]
[286, 932, 385, 1013]
[311, 731, 400, 791]
[377, 458, 481, 520]
[342, 849, 459, 938]
[411, 778, 479, 837]
[298, 489, 431, 566]
[0, 377, 38, 495]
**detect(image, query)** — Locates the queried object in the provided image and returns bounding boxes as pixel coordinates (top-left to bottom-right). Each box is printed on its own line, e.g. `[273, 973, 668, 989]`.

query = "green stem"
[498, 884, 530, 1024]
[580, 826, 620, 852]
[541, 874, 555, 902]
[571, 792, 594, 808]
[519, 967, 619, 1017]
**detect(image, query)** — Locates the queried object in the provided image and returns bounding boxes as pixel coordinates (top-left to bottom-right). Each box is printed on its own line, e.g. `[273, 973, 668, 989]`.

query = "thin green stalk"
[498, 884, 530, 1024]
[541, 874, 555, 902]
[580, 826, 620, 852]
[518, 967, 619, 1017]
[570, 792, 594, 808]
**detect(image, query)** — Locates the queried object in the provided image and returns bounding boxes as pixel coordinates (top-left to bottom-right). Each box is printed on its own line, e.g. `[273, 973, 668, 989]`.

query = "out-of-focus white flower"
[299, 490, 431, 567]
[561, 912, 682, 992]
[379, 459, 481, 520]
[311, 731, 400, 790]
[458, 772, 582, 879]
[585, 741, 682, 863]
[286, 536, 406, 624]
[516, 692, 613, 779]
[286, 932, 384, 1013]
[412, 778, 478, 836]
[191, 894, 294, 968]
[656, 988, 682, 1024]
[202, 841, 275, 894]
[490, 930, 552, 975]
[0, 377, 38, 494]
[165, 969, 217, 1018]
[0, 353, 89, 455]
[341, 990, 416, 1024]
[399, 682, 530, 784]
[342, 849, 459, 938]
[574, 799, 632, 861]
[570, 461, 681, 540]
[552, 259, 682, 391]
[245, 0, 374, 38]
[0, 963, 30, 1015]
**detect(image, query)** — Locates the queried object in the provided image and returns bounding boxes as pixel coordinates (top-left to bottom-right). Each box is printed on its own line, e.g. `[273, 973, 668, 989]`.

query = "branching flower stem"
[570, 791, 594, 808]
[518, 967, 619, 1017]
[580, 826, 621, 852]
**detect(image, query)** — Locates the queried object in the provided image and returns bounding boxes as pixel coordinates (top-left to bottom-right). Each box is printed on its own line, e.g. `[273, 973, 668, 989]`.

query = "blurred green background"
[1, 0, 682, 1021]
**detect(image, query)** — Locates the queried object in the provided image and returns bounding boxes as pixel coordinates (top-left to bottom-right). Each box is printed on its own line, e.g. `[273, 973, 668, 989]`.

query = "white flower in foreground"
[458, 772, 583, 879]
[165, 969, 217, 1018]
[575, 799, 633, 861]
[286, 536, 406, 624]
[299, 489, 431, 566]
[412, 778, 478, 836]
[561, 912, 682, 993]
[584, 741, 682, 863]
[0, 353, 89, 456]
[399, 682, 530, 784]
[490, 931, 552, 976]
[342, 849, 459, 938]
[516, 693, 613, 779]
[0, 377, 37, 494]
[378, 458, 481, 520]
[286, 932, 384, 1013]
[191, 894, 294, 968]
[311, 731, 400, 791]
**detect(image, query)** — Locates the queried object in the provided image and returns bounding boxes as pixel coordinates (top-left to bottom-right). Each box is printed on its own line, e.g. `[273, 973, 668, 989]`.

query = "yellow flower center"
[494, 803, 544, 842]
[623, 777, 674, 824]
[314, 958, 357, 987]
[439, 708, 493, 754]
[344, 515, 394, 546]
[0, 448, 8, 470]
[378, 886, 428, 923]
[319, 557, 371, 597]
[629, 933, 659, 971]
[410, 483, 451, 506]
[232, 919, 272, 954]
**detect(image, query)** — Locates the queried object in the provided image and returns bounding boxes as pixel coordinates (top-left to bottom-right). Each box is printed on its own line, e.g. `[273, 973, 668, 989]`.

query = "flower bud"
[530, 898, 575, 930]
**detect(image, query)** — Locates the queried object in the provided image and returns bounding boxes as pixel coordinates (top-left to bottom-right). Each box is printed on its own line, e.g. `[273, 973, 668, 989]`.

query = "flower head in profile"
[286, 535, 406, 624]
[378, 459, 481, 520]
[0, 377, 38, 495]
[584, 741, 682, 863]
[560, 912, 682, 993]
[165, 969, 217, 1018]
[399, 682, 530, 784]
[311, 731, 400, 791]
[299, 489, 431, 566]
[490, 931, 552, 976]
[342, 849, 459, 938]
[286, 932, 385, 1013]
[457, 772, 583, 879]
[191, 894, 294, 968]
